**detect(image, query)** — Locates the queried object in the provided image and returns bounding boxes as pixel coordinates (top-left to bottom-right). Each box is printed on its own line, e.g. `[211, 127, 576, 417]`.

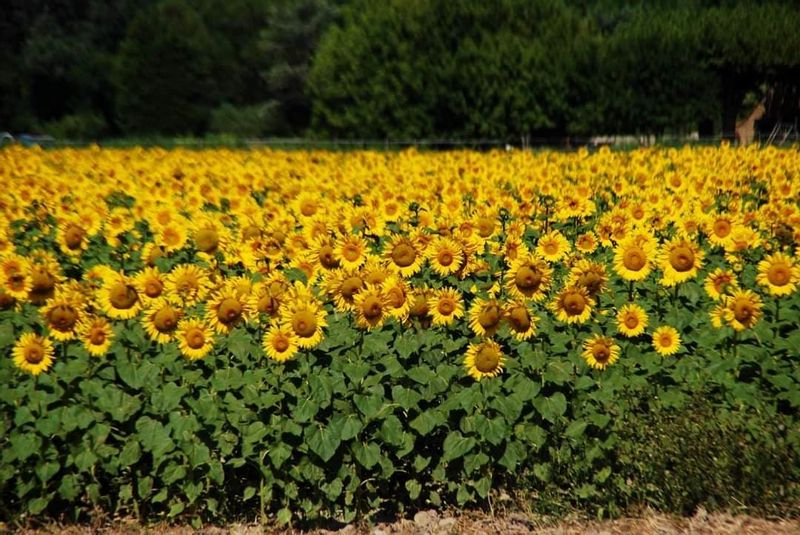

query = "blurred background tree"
[0, 0, 798, 141]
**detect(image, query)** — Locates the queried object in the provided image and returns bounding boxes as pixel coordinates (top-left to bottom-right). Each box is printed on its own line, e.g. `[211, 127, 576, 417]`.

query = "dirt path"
[9, 510, 800, 534]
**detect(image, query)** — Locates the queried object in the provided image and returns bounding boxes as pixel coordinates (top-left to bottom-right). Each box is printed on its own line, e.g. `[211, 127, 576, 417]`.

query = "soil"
[8, 509, 800, 535]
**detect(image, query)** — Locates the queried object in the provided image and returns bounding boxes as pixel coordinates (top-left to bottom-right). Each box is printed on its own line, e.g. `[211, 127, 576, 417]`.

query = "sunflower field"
[1, 144, 799, 525]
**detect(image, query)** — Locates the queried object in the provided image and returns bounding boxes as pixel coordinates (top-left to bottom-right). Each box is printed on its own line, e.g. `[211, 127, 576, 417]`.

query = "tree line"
[2, 0, 798, 141]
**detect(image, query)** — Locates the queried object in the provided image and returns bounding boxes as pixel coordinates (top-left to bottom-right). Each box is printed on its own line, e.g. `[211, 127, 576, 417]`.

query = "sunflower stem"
[627, 281, 634, 302]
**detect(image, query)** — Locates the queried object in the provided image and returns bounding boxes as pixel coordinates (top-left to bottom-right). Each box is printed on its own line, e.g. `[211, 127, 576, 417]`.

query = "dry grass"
[7, 509, 800, 535]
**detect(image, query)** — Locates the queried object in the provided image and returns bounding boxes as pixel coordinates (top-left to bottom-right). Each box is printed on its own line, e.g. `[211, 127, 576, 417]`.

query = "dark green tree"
[114, 0, 217, 135]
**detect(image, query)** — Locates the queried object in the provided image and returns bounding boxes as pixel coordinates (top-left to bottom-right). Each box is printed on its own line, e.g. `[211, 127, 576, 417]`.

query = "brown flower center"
[624, 314, 639, 329]
[154, 307, 179, 333]
[391, 243, 417, 267]
[713, 219, 731, 238]
[292, 310, 317, 337]
[362, 296, 383, 319]
[732, 299, 754, 322]
[64, 224, 85, 250]
[144, 279, 163, 298]
[477, 217, 495, 238]
[341, 276, 363, 299]
[89, 327, 107, 345]
[623, 247, 646, 271]
[217, 298, 242, 325]
[669, 246, 695, 273]
[257, 295, 278, 315]
[437, 250, 454, 267]
[0, 290, 14, 309]
[25, 345, 45, 364]
[318, 245, 339, 269]
[563, 292, 587, 315]
[542, 241, 559, 255]
[767, 263, 790, 286]
[437, 298, 455, 316]
[515, 265, 542, 291]
[109, 283, 138, 310]
[478, 304, 502, 329]
[47, 305, 78, 331]
[578, 272, 603, 295]
[409, 295, 429, 317]
[475, 346, 500, 373]
[507, 306, 530, 332]
[342, 243, 361, 262]
[592, 343, 611, 362]
[195, 228, 219, 254]
[186, 328, 205, 349]
[273, 335, 290, 352]
[242, 225, 261, 240]
[365, 271, 386, 285]
[386, 287, 405, 308]
[299, 200, 317, 216]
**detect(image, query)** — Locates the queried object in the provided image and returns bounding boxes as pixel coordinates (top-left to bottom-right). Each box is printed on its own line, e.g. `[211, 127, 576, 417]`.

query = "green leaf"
[243, 486, 257, 501]
[442, 431, 476, 462]
[409, 410, 444, 436]
[479, 417, 507, 446]
[136, 416, 175, 457]
[35, 461, 59, 483]
[150, 382, 185, 413]
[405, 479, 422, 500]
[379, 415, 404, 445]
[566, 420, 587, 440]
[354, 393, 383, 419]
[119, 440, 142, 467]
[533, 392, 567, 423]
[28, 496, 50, 515]
[277, 507, 292, 525]
[269, 444, 292, 468]
[543, 361, 571, 385]
[392, 385, 422, 410]
[352, 442, 381, 469]
[162, 462, 187, 485]
[293, 398, 320, 423]
[306, 425, 341, 462]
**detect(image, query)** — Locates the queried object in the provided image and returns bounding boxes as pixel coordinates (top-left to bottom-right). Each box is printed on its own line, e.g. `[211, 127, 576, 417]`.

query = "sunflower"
[464, 339, 506, 380]
[428, 287, 464, 327]
[468, 298, 504, 337]
[42, 294, 83, 341]
[652, 326, 681, 356]
[142, 299, 183, 343]
[361, 257, 391, 286]
[575, 231, 598, 254]
[659, 237, 704, 286]
[335, 234, 368, 270]
[383, 235, 424, 277]
[382, 276, 411, 320]
[177, 318, 215, 360]
[1, 254, 31, 299]
[310, 236, 340, 271]
[426, 237, 463, 277]
[704, 212, 738, 248]
[134, 267, 166, 302]
[26, 261, 60, 306]
[280, 292, 327, 349]
[613, 234, 656, 281]
[566, 259, 608, 298]
[722, 289, 763, 331]
[756, 252, 798, 296]
[703, 268, 739, 300]
[505, 254, 553, 301]
[98, 273, 141, 319]
[12, 332, 55, 375]
[263, 324, 299, 362]
[550, 286, 594, 324]
[323, 269, 363, 312]
[582, 334, 620, 370]
[504, 301, 537, 341]
[191, 216, 228, 257]
[79, 316, 114, 357]
[155, 223, 188, 253]
[353, 284, 390, 329]
[616, 303, 648, 337]
[141, 243, 167, 267]
[0, 288, 15, 310]
[165, 264, 212, 307]
[57, 219, 89, 257]
[536, 230, 571, 262]
[408, 287, 433, 325]
[206, 290, 250, 334]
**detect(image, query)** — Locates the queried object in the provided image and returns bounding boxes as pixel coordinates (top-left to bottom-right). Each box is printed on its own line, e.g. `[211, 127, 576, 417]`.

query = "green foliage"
[208, 102, 282, 137]
[42, 112, 108, 140]
[114, 0, 217, 134]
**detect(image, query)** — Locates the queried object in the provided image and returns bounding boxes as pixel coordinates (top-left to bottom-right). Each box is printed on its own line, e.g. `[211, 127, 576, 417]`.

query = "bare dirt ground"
[9, 509, 800, 535]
